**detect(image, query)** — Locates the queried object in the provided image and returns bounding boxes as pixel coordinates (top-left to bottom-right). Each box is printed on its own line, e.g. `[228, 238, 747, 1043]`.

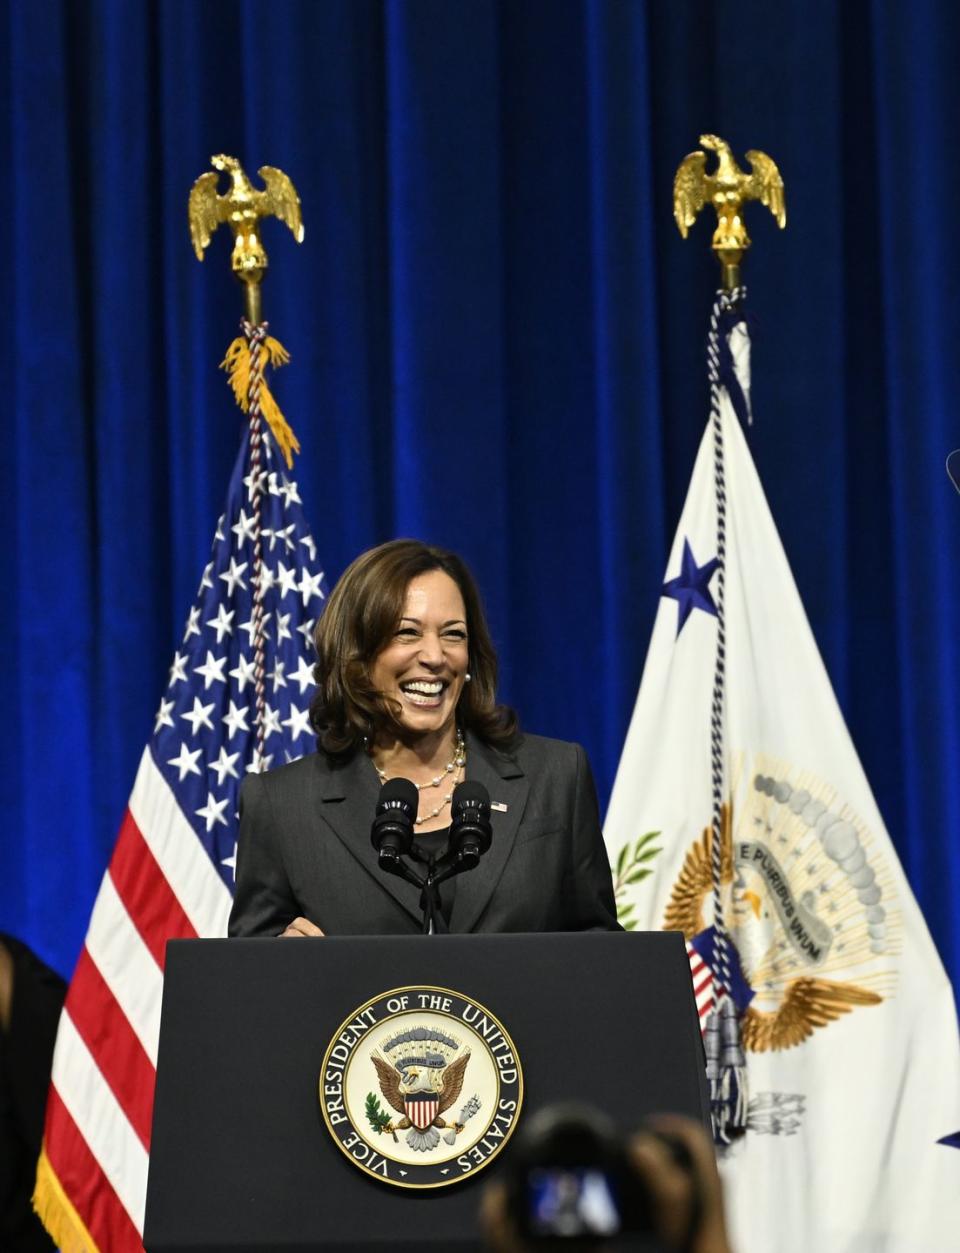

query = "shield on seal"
[404, 1093, 439, 1130]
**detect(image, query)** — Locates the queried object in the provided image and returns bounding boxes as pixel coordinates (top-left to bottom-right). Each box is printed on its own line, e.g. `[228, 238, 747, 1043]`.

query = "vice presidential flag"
[34, 430, 325, 1253]
[604, 299, 960, 1253]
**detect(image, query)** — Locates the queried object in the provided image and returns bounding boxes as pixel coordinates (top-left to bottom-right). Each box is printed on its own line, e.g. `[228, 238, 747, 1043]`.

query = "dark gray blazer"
[228, 732, 620, 936]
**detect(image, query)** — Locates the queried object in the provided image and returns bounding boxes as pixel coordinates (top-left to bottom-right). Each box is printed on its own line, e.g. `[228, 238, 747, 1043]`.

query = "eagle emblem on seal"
[370, 1027, 476, 1152]
[667, 765, 888, 1053]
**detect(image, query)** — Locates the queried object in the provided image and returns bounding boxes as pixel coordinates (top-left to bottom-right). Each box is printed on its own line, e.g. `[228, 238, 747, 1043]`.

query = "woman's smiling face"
[368, 569, 469, 740]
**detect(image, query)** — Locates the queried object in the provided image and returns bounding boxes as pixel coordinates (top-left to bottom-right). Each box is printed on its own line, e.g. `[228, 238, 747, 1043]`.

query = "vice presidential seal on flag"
[604, 293, 960, 1253]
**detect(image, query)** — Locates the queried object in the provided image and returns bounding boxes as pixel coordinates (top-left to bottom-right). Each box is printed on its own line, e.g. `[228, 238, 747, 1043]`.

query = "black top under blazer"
[228, 731, 620, 936]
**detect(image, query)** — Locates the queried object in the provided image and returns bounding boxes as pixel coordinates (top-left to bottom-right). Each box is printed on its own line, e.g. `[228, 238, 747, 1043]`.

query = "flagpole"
[32, 158, 324, 1253]
[187, 155, 306, 767]
[607, 135, 959, 1248]
[672, 135, 786, 1143]
[245, 320, 270, 766]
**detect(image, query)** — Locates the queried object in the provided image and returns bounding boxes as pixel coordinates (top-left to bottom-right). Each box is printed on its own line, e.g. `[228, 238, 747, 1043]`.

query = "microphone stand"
[378, 846, 478, 936]
[420, 841, 488, 935]
[376, 847, 442, 935]
[419, 855, 463, 936]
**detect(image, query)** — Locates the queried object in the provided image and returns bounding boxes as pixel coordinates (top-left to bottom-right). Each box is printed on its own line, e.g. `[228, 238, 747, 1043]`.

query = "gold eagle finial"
[188, 155, 304, 323]
[673, 135, 785, 289]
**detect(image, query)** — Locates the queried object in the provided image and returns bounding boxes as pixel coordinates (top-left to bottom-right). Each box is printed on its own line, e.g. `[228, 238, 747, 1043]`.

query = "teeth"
[402, 681, 443, 694]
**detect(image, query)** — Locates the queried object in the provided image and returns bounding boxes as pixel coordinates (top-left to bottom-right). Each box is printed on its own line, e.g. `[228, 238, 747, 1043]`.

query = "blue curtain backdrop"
[3, 0, 960, 997]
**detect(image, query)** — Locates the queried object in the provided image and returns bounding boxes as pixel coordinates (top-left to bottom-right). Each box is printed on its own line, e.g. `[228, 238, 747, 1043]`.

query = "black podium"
[144, 932, 707, 1253]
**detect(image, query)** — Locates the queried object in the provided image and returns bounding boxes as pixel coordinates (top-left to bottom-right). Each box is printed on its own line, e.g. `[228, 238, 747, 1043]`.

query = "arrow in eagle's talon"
[442, 1095, 481, 1145]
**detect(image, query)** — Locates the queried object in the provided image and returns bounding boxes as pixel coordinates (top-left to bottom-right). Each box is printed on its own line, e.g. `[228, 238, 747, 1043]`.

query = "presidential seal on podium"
[319, 985, 523, 1189]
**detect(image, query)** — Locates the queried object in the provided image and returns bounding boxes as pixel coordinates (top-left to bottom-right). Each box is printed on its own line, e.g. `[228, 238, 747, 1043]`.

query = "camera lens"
[504, 1103, 655, 1247]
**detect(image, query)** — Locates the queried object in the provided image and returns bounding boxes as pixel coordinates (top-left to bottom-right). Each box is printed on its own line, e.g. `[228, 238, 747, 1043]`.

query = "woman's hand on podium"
[279, 916, 325, 937]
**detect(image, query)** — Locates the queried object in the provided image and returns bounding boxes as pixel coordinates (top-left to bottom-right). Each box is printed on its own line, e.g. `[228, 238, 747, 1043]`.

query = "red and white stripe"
[405, 1094, 440, 1131]
[687, 940, 715, 1031]
[41, 749, 232, 1252]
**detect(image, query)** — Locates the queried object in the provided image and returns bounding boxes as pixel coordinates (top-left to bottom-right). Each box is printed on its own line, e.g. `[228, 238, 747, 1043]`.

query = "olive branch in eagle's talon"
[611, 831, 662, 930]
[365, 1092, 399, 1142]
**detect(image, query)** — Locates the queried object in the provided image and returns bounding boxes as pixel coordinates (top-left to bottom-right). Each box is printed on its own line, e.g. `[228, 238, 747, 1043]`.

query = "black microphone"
[371, 778, 418, 872]
[448, 780, 492, 869]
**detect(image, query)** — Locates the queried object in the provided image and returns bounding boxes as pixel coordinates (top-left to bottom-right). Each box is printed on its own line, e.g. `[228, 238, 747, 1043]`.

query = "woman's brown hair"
[309, 539, 518, 758]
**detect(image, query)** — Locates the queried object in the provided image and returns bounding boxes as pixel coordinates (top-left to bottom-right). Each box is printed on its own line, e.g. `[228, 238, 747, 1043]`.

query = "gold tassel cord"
[220, 334, 300, 469]
[33, 1148, 102, 1253]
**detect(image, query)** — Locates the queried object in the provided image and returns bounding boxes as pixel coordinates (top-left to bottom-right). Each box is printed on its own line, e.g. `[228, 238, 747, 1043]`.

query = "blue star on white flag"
[605, 314, 960, 1253]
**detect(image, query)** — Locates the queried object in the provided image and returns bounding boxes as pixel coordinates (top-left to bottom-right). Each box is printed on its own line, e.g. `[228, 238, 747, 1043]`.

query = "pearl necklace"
[372, 729, 466, 826]
[412, 758, 465, 826]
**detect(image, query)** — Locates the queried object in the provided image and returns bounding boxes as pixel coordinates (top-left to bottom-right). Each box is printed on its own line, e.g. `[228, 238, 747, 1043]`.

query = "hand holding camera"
[481, 1104, 733, 1253]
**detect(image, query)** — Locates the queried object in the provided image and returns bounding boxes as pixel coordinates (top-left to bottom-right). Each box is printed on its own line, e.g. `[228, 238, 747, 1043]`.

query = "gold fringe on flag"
[220, 334, 300, 469]
[33, 1147, 102, 1253]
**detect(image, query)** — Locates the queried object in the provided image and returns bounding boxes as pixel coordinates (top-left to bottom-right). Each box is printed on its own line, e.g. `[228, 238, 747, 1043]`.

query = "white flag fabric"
[604, 312, 960, 1253]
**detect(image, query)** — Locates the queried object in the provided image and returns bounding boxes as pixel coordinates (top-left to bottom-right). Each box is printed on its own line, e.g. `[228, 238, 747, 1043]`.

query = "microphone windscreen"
[377, 777, 419, 817]
[451, 780, 490, 817]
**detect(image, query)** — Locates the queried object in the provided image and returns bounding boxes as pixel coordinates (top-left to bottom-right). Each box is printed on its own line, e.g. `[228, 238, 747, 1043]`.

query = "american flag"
[35, 429, 325, 1252]
[687, 940, 715, 1030]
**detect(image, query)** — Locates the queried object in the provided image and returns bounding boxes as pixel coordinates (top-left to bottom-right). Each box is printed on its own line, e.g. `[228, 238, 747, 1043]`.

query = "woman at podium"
[228, 539, 619, 937]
